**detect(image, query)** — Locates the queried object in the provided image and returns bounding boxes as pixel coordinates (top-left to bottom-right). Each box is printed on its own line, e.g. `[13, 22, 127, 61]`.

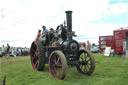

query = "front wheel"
[49, 51, 67, 80]
[76, 49, 95, 75]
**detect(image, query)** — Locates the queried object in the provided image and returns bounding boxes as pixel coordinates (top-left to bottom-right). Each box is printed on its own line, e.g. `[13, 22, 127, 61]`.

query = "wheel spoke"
[85, 65, 88, 72]
[33, 53, 36, 60]
[54, 55, 58, 64]
[86, 64, 90, 70]
[84, 53, 88, 60]
[32, 49, 36, 53]
[87, 58, 91, 61]
[80, 65, 82, 70]
[35, 60, 39, 67]
[83, 65, 87, 72]
[81, 65, 84, 71]
[87, 60, 91, 65]
[80, 56, 83, 61]
[56, 57, 61, 65]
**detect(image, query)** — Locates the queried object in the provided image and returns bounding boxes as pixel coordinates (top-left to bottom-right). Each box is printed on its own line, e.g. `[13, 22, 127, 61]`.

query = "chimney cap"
[65, 11, 72, 13]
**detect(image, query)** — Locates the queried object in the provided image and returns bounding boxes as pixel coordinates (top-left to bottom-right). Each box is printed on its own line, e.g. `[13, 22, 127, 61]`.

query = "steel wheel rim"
[30, 43, 40, 70]
[79, 52, 92, 74]
[50, 53, 63, 79]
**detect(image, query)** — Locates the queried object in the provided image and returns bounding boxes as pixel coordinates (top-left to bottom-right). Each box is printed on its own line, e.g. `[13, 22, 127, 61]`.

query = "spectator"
[87, 40, 91, 51]
[10, 47, 14, 56]
[79, 42, 86, 49]
[123, 41, 126, 56]
[1, 45, 6, 56]
[21, 48, 24, 56]
[16, 48, 19, 56]
[36, 29, 41, 40]
[6, 43, 10, 58]
[83, 42, 86, 49]
[13, 47, 17, 57]
[18, 48, 22, 56]
[24, 47, 28, 56]
[19, 48, 23, 56]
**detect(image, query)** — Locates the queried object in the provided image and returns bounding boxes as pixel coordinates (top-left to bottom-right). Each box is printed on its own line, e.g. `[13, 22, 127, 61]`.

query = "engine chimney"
[65, 11, 72, 33]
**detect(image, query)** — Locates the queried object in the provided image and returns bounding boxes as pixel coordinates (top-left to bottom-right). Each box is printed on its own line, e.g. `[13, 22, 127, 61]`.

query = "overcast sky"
[0, 0, 128, 47]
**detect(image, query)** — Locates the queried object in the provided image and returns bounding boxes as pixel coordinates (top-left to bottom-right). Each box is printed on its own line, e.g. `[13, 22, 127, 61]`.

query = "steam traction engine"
[30, 11, 95, 80]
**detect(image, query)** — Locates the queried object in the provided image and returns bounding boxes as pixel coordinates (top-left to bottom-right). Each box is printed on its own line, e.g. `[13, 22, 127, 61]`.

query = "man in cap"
[42, 25, 48, 34]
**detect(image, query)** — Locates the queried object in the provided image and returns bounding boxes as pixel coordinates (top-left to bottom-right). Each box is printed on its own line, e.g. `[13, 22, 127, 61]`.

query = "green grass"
[0, 53, 128, 85]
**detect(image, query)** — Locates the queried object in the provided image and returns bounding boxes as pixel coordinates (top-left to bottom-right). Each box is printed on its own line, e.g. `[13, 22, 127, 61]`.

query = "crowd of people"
[79, 40, 92, 50]
[0, 43, 30, 57]
[0, 25, 48, 57]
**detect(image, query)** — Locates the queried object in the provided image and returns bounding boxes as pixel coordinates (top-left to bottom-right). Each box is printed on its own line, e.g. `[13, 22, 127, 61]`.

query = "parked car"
[91, 46, 101, 53]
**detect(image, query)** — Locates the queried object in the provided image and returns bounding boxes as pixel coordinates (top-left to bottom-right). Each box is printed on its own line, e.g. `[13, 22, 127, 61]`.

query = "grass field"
[0, 53, 128, 85]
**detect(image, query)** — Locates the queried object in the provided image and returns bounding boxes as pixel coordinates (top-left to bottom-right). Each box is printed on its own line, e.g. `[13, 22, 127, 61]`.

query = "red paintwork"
[114, 29, 128, 54]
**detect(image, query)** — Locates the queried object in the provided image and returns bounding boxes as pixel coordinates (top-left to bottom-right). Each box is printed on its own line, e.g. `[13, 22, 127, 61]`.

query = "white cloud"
[104, 2, 128, 16]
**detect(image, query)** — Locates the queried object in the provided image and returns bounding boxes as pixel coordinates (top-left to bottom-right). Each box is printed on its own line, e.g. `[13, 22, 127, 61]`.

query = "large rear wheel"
[49, 51, 67, 80]
[76, 49, 95, 75]
[30, 41, 45, 71]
